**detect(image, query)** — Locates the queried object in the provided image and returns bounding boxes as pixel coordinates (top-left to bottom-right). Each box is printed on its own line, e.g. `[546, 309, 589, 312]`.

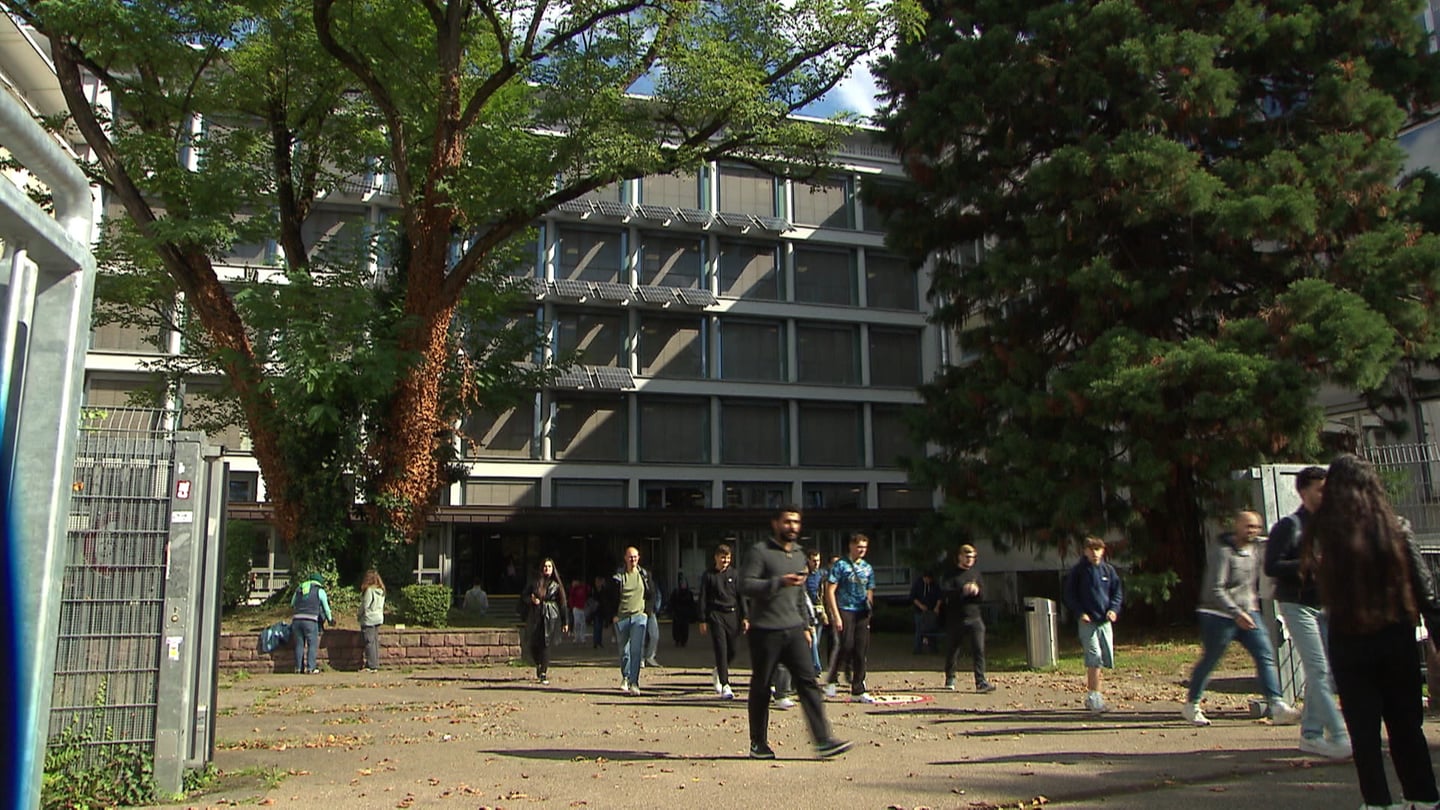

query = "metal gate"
[47, 409, 226, 794]
[49, 408, 172, 756]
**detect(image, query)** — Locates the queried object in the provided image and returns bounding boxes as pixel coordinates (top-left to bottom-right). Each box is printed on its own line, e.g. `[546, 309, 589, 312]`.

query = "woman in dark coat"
[523, 558, 569, 685]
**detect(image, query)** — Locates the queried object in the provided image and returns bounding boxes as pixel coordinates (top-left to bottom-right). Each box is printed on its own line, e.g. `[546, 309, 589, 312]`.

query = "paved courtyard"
[167, 633, 1435, 809]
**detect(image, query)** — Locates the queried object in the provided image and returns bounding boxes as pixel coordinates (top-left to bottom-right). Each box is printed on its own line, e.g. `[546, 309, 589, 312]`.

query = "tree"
[870, 0, 1440, 605]
[8, 0, 920, 568]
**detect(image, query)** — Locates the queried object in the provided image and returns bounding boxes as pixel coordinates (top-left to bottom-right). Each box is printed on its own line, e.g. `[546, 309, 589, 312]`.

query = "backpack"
[257, 620, 292, 654]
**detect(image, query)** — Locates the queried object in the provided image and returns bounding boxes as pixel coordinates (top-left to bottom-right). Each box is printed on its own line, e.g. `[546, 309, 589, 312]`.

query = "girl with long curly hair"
[1302, 454, 1440, 810]
[523, 558, 569, 685]
[358, 569, 386, 672]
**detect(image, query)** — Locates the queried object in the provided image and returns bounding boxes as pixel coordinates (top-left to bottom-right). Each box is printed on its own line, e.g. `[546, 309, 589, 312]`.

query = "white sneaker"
[619, 677, 630, 693]
[712, 669, 722, 695]
[1084, 691, 1108, 714]
[774, 697, 797, 710]
[823, 683, 838, 699]
[1181, 703, 1211, 726]
[855, 692, 877, 704]
[1299, 737, 1352, 759]
[628, 682, 642, 696]
[1268, 700, 1302, 725]
[720, 684, 735, 700]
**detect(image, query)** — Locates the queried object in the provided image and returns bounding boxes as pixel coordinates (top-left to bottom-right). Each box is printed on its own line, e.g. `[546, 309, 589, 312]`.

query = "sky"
[802, 57, 885, 121]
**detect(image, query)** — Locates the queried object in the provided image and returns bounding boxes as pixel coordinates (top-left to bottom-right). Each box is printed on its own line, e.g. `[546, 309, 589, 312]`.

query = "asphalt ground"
[162, 631, 1438, 810]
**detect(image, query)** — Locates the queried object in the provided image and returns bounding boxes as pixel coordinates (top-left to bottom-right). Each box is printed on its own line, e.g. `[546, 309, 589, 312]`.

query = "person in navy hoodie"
[1062, 536, 1123, 714]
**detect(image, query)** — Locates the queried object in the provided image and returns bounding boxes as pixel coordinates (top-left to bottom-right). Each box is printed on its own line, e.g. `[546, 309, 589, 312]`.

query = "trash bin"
[1023, 597, 1058, 669]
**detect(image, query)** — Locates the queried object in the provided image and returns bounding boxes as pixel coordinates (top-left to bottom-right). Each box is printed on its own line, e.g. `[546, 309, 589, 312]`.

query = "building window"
[797, 402, 861, 466]
[464, 478, 540, 507]
[639, 234, 703, 289]
[720, 400, 787, 465]
[723, 482, 791, 509]
[869, 328, 923, 388]
[552, 395, 628, 461]
[871, 405, 919, 469]
[719, 319, 785, 381]
[803, 482, 866, 510]
[640, 170, 701, 209]
[866, 253, 918, 311]
[90, 318, 169, 354]
[301, 208, 372, 263]
[792, 175, 853, 229]
[796, 322, 859, 385]
[717, 240, 781, 300]
[464, 401, 537, 459]
[556, 227, 625, 284]
[641, 481, 710, 509]
[554, 309, 626, 367]
[794, 246, 856, 306]
[553, 479, 627, 507]
[859, 181, 899, 234]
[639, 315, 705, 378]
[716, 164, 777, 216]
[227, 471, 259, 503]
[878, 483, 930, 509]
[639, 397, 709, 463]
[179, 386, 248, 452]
[578, 182, 624, 203]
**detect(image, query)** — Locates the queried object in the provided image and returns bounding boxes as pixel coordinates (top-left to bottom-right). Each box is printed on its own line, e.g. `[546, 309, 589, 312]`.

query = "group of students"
[1066, 455, 1440, 810]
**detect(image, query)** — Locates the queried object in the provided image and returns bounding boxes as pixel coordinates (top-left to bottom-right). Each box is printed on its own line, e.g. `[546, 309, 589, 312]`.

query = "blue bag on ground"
[258, 620, 292, 654]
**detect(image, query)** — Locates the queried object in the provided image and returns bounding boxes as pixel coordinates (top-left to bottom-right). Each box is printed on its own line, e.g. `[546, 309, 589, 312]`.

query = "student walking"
[1181, 511, 1301, 726]
[740, 505, 851, 759]
[824, 533, 876, 702]
[357, 569, 386, 673]
[523, 559, 569, 685]
[1061, 537, 1122, 713]
[1263, 465, 1351, 760]
[609, 547, 657, 694]
[940, 544, 995, 693]
[1303, 454, 1440, 810]
[699, 543, 747, 699]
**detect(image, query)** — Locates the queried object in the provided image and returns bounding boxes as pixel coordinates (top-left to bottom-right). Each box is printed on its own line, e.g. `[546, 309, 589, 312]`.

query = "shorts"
[1079, 619, 1114, 669]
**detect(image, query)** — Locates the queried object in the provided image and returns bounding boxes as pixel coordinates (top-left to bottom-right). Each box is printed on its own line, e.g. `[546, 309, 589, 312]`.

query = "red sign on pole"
[176, 480, 191, 499]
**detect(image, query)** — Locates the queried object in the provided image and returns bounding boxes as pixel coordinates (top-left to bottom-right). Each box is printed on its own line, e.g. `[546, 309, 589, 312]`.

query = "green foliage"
[1123, 571, 1182, 608]
[400, 584, 453, 628]
[42, 680, 155, 809]
[872, 0, 1440, 577]
[222, 521, 264, 608]
[327, 585, 361, 617]
[5, 0, 923, 562]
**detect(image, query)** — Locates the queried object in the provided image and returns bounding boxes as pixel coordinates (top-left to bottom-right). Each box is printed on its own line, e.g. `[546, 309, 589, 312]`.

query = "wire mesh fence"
[50, 408, 173, 754]
[1362, 441, 1440, 544]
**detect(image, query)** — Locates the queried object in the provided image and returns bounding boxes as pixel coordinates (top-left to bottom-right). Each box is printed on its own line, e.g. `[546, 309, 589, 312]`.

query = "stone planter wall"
[218, 626, 521, 673]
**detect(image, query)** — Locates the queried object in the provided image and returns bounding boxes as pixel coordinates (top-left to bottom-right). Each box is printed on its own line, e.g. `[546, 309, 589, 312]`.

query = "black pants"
[1330, 622, 1438, 806]
[825, 608, 870, 694]
[673, 620, 690, 647]
[707, 611, 741, 686]
[748, 625, 829, 746]
[528, 625, 551, 676]
[944, 618, 988, 686]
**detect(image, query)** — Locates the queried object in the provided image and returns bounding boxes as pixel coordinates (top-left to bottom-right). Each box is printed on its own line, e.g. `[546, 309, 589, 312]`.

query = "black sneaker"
[977, 682, 997, 694]
[814, 738, 853, 758]
[749, 743, 777, 760]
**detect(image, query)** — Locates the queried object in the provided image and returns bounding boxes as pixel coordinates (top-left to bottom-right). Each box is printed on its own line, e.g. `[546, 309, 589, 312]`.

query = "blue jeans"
[1277, 601, 1348, 742]
[809, 624, 823, 675]
[292, 618, 320, 673]
[616, 613, 646, 685]
[913, 611, 938, 653]
[1188, 611, 1283, 704]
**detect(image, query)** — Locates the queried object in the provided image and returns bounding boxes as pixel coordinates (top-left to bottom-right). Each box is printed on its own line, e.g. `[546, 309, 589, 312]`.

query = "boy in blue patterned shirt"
[823, 533, 876, 702]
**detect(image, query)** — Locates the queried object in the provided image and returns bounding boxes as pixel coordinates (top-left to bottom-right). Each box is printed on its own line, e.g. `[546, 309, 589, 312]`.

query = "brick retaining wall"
[218, 626, 522, 673]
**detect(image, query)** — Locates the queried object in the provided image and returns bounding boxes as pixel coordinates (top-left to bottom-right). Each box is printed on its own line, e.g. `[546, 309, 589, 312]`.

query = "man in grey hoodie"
[739, 504, 851, 760]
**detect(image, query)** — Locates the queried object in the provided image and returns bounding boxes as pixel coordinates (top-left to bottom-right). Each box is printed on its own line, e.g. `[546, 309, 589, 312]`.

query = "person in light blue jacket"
[291, 572, 334, 674]
[358, 569, 386, 672]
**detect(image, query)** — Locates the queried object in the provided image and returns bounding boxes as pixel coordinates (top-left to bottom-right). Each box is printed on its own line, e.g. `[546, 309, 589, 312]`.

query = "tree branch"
[313, 0, 412, 203]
